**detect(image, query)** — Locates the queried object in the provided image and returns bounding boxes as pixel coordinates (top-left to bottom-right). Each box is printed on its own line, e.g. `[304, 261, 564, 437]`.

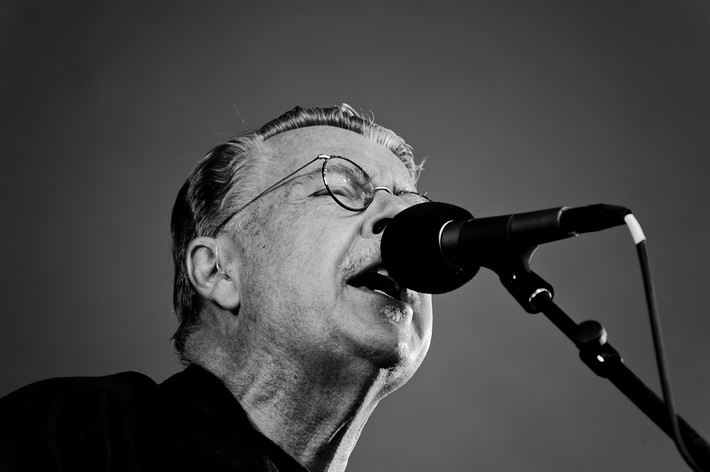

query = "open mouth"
[348, 267, 406, 302]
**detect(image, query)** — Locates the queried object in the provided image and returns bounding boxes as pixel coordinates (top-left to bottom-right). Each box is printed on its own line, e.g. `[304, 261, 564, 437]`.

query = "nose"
[362, 187, 410, 237]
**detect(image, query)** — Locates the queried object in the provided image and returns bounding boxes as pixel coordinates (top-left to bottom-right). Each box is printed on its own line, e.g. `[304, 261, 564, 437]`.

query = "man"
[0, 104, 433, 471]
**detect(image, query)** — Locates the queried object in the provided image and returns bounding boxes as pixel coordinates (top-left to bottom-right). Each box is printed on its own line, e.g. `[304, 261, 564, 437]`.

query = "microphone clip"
[485, 244, 554, 314]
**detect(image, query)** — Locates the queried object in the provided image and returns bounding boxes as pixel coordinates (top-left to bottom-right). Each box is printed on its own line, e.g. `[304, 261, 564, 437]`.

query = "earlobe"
[186, 237, 240, 311]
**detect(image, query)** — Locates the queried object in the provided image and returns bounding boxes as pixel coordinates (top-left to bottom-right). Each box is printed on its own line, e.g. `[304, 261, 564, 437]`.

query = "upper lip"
[346, 260, 410, 302]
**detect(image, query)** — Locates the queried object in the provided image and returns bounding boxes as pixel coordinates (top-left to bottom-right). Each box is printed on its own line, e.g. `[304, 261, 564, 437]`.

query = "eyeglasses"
[212, 154, 430, 235]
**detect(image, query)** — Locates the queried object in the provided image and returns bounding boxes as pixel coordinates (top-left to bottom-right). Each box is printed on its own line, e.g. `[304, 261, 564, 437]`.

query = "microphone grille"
[381, 202, 480, 294]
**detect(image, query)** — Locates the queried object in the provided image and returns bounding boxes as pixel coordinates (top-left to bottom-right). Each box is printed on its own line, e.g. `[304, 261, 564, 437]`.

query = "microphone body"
[381, 202, 629, 294]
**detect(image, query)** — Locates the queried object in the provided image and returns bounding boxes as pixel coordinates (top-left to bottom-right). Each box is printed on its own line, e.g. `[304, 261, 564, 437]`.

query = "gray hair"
[170, 105, 420, 362]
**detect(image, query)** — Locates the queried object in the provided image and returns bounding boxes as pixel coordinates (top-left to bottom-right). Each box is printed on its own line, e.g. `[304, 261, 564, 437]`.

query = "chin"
[371, 333, 431, 393]
[377, 355, 427, 398]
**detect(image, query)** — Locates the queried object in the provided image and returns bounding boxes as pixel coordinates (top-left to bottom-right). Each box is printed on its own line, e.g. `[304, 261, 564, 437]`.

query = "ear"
[186, 236, 240, 311]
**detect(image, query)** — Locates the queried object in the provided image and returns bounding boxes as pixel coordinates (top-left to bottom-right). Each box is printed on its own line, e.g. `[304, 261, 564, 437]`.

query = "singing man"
[0, 104, 433, 471]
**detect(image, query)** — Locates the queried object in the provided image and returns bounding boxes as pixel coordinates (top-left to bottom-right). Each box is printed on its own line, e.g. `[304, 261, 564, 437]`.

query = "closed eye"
[329, 185, 362, 199]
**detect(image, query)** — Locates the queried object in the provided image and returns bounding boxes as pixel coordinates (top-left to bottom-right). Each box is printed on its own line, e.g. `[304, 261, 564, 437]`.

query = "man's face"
[232, 126, 433, 389]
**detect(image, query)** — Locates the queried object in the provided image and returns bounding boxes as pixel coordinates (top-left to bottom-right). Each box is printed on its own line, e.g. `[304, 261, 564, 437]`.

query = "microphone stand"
[485, 245, 710, 471]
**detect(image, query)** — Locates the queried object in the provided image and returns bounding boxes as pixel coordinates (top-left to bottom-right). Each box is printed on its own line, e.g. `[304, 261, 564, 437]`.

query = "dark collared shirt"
[0, 365, 309, 472]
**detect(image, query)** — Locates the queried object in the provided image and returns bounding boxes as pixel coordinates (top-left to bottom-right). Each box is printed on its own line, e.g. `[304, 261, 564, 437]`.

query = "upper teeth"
[377, 268, 389, 277]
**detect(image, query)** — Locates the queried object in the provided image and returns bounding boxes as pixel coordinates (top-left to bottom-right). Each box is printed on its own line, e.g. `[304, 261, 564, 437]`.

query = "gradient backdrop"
[2, 2, 709, 471]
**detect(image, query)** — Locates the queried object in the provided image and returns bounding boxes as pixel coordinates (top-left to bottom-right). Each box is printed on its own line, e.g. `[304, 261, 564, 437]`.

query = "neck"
[188, 328, 393, 472]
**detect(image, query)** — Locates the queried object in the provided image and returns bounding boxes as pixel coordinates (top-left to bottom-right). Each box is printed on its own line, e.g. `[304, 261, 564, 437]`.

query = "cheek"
[254, 211, 336, 283]
[242, 199, 356, 300]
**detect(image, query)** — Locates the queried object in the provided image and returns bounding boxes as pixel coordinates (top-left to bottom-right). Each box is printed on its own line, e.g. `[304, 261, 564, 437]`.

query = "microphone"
[381, 202, 630, 294]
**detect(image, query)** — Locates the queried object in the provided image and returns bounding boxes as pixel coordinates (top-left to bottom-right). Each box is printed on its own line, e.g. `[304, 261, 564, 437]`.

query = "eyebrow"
[328, 160, 369, 184]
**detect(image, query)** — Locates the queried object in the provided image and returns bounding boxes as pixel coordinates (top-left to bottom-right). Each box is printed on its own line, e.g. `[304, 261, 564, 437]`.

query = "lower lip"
[350, 285, 412, 307]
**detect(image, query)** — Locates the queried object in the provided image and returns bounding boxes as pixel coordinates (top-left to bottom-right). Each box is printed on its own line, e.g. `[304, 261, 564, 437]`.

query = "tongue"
[351, 273, 401, 299]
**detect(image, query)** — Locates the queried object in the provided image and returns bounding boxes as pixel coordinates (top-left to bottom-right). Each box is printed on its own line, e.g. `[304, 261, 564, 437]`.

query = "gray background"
[2, 1, 709, 471]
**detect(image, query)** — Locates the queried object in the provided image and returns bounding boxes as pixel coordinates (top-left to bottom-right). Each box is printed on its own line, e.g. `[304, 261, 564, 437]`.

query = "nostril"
[373, 218, 391, 234]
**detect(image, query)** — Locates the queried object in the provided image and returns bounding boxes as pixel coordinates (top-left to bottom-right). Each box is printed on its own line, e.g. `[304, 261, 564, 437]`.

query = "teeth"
[373, 288, 397, 300]
[347, 264, 403, 301]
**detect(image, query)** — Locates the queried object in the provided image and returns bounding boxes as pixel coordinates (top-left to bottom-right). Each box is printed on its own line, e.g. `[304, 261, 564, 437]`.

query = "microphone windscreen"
[381, 202, 480, 294]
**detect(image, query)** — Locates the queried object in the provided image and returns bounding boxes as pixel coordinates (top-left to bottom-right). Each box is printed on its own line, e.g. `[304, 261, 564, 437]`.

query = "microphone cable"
[624, 214, 702, 472]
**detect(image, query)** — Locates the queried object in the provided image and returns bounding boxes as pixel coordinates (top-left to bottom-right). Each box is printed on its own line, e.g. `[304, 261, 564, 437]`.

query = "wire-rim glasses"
[211, 154, 430, 236]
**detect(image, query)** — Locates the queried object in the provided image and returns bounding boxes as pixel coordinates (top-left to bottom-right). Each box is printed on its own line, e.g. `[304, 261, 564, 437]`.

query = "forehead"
[266, 126, 415, 187]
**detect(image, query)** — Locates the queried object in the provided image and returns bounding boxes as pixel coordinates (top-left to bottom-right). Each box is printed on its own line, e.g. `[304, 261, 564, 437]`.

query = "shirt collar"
[159, 364, 309, 472]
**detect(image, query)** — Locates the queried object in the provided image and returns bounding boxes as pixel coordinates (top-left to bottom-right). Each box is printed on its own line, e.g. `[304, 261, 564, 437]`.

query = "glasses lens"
[323, 157, 374, 211]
